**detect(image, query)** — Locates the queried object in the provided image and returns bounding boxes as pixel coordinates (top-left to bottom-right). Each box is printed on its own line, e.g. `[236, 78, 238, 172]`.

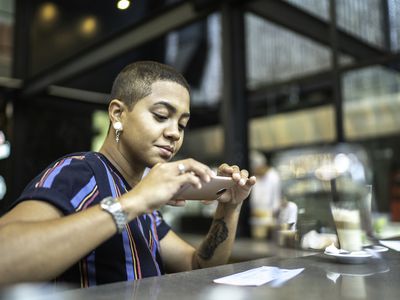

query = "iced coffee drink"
[331, 207, 362, 252]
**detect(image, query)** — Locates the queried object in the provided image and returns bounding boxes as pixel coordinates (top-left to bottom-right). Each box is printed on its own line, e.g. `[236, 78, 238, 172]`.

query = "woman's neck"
[98, 140, 144, 187]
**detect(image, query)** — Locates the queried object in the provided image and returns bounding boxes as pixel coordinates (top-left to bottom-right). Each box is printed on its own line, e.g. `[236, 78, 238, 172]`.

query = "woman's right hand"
[119, 159, 215, 218]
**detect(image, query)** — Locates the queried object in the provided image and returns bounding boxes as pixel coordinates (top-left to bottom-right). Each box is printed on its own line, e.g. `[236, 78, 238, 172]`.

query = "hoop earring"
[113, 122, 123, 143]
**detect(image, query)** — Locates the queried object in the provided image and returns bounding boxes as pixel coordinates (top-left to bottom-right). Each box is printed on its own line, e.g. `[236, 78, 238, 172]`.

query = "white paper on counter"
[213, 266, 304, 287]
[379, 240, 400, 251]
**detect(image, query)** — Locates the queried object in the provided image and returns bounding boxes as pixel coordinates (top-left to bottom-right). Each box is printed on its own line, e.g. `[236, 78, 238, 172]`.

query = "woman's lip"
[157, 146, 173, 158]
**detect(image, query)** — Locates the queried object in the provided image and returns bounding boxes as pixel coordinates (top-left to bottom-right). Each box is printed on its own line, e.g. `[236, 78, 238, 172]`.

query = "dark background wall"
[1, 97, 94, 213]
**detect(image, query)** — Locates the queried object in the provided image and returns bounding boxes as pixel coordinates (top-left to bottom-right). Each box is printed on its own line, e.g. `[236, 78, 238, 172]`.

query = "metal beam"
[221, 2, 250, 237]
[246, 0, 387, 60]
[12, 0, 33, 79]
[47, 86, 109, 105]
[221, 3, 248, 166]
[21, 1, 214, 98]
[330, 0, 344, 142]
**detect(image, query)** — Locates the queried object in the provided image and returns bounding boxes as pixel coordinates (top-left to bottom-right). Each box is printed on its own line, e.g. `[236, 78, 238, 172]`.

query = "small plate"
[324, 250, 373, 264]
[363, 245, 388, 252]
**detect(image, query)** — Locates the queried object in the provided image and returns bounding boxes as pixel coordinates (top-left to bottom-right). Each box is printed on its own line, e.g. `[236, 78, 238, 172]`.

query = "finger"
[178, 172, 203, 189]
[230, 165, 242, 182]
[217, 163, 233, 176]
[240, 169, 249, 178]
[236, 176, 256, 191]
[238, 176, 257, 190]
[231, 165, 240, 173]
[246, 176, 257, 187]
[218, 164, 241, 178]
[179, 159, 213, 182]
[238, 169, 250, 186]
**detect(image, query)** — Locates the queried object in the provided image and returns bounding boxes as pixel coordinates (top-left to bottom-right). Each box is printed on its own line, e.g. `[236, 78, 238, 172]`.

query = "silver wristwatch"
[100, 197, 128, 233]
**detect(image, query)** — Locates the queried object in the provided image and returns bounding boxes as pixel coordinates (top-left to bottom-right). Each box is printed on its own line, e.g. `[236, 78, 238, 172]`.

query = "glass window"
[336, 0, 385, 49]
[284, 0, 329, 20]
[343, 64, 400, 214]
[182, 105, 336, 163]
[250, 105, 335, 151]
[286, 0, 386, 49]
[0, 0, 14, 77]
[245, 13, 352, 90]
[343, 65, 400, 140]
[388, 0, 400, 51]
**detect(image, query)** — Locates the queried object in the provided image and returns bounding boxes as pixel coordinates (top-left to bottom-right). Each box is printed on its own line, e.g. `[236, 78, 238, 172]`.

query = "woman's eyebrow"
[153, 101, 190, 118]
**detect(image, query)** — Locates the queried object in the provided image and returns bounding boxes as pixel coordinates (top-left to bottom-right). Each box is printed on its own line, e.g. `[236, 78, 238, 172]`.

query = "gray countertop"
[180, 233, 316, 262]
[4, 245, 398, 300]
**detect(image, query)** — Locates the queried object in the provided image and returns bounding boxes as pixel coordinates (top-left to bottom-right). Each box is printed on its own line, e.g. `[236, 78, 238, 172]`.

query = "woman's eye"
[179, 124, 186, 131]
[154, 113, 168, 121]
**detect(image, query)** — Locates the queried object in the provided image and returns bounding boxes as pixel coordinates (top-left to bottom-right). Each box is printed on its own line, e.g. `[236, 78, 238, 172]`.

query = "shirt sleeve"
[13, 155, 96, 215]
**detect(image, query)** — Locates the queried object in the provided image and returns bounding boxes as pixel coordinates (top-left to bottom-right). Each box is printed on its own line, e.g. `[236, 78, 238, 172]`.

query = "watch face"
[105, 198, 114, 205]
[102, 197, 115, 206]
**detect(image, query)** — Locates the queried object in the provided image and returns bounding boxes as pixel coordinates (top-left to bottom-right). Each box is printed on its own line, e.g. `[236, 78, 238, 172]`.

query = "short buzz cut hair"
[110, 61, 190, 109]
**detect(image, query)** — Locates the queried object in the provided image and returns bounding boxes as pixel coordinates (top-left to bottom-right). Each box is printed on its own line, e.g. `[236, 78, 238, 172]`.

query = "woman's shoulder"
[41, 152, 98, 175]
[59, 151, 94, 160]
[54, 151, 102, 165]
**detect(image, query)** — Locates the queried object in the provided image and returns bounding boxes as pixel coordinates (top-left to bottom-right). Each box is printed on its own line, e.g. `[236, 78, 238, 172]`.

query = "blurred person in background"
[0, 61, 256, 288]
[249, 150, 281, 239]
[274, 194, 298, 248]
[275, 194, 298, 231]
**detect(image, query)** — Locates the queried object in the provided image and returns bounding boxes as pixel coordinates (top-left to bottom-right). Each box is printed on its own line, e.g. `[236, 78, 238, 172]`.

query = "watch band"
[100, 196, 128, 233]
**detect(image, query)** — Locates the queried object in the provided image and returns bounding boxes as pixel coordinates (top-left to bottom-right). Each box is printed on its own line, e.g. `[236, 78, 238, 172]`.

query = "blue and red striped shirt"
[14, 152, 170, 287]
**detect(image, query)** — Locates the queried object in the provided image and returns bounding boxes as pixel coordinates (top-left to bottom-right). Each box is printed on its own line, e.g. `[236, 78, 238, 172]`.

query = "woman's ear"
[109, 99, 125, 124]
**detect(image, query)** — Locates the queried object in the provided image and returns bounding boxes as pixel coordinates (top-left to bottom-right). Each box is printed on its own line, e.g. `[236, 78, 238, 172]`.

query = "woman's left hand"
[216, 163, 256, 207]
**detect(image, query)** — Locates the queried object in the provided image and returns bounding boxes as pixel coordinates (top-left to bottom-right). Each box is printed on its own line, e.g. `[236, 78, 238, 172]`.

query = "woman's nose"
[164, 123, 181, 140]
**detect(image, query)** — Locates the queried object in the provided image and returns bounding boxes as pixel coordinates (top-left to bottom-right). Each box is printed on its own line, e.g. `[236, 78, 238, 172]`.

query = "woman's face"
[120, 80, 190, 168]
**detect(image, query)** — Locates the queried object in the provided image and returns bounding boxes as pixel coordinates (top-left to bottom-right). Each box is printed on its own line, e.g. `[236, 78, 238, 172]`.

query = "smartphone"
[174, 175, 235, 200]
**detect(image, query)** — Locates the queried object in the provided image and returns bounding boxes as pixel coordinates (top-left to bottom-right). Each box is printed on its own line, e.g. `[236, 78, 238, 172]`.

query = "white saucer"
[324, 250, 372, 264]
[363, 245, 389, 252]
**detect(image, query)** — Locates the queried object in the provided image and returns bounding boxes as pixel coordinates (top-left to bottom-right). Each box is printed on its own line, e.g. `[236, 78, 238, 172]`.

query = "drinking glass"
[274, 143, 372, 250]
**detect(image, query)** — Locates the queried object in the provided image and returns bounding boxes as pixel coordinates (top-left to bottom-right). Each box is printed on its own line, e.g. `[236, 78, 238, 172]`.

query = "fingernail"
[239, 178, 246, 185]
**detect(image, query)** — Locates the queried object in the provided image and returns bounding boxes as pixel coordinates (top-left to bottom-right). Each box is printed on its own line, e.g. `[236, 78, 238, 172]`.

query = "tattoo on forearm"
[198, 218, 228, 260]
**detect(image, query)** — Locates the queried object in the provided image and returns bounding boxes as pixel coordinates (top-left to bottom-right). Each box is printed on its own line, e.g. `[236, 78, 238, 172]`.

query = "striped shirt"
[14, 152, 170, 287]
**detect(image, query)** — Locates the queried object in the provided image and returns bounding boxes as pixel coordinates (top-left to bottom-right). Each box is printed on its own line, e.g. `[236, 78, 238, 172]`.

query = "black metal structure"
[221, 1, 250, 236]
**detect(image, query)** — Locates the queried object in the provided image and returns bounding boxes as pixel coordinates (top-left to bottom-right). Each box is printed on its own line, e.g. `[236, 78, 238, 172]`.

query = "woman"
[0, 61, 256, 287]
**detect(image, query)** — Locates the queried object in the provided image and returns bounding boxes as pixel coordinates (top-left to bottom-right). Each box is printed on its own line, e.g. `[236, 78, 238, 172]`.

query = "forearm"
[0, 205, 118, 285]
[193, 202, 242, 269]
